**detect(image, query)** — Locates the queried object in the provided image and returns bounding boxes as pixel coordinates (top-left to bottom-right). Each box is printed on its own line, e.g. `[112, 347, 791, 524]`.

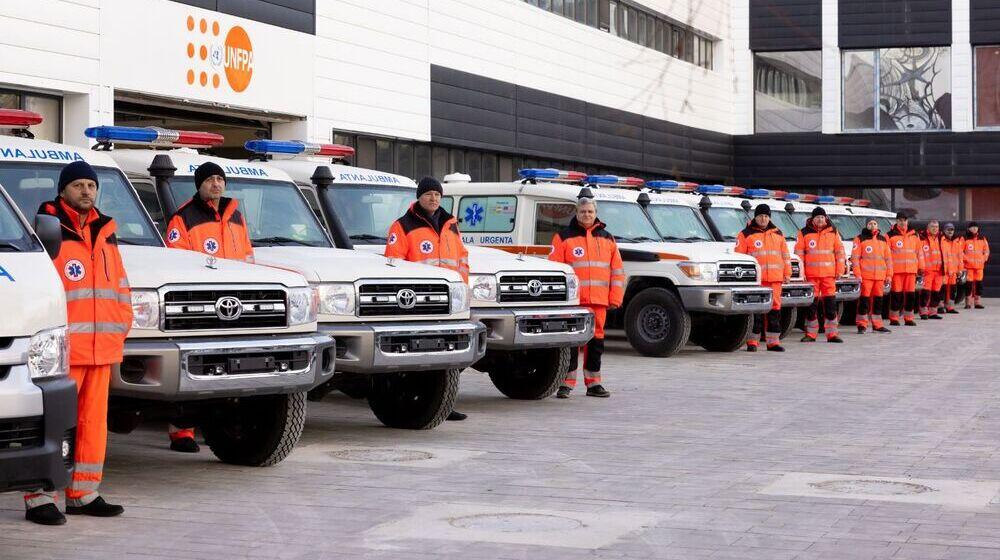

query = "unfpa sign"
[187, 15, 253, 93]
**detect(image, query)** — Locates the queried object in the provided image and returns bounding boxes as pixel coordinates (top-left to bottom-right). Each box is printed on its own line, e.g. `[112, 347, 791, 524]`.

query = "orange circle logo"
[223, 26, 253, 92]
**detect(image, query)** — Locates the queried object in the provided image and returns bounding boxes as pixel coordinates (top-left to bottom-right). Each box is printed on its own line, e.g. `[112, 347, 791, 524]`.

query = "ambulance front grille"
[163, 288, 288, 330]
[358, 283, 451, 316]
[498, 275, 567, 303]
[718, 263, 758, 283]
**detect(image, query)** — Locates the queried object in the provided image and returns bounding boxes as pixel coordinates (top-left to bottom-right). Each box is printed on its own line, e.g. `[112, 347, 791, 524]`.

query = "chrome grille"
[498, 274, 567, 303]
[358, 283, 450, 316]
[163, 288, 287, 331]
[718, 263, 758, 283]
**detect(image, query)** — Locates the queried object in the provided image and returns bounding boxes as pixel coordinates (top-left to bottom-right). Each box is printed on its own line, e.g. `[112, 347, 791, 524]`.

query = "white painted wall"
[953, 0, 973, 132]
[821, 0, 841, 134]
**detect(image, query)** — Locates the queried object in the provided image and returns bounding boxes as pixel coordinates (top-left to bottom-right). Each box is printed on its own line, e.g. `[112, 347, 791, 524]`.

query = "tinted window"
[829, 214, 862, 240]
[770, 210, 801, 240]
[0, 188, 40, 252]
[645, 204, 714, 242]
[323, 185, 414, 244]
[591, 201, 661, 243]
[705, 207, 750, 241]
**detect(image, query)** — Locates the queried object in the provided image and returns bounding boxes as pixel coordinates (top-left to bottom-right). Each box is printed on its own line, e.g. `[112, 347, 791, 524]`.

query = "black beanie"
[58, 161, 99, 193]
[194, 161, 226, 191]
[895, 211, 908, 220]
[968, 221, 980, 229]
[754, 203, 771, 217]
[810, 206, 827, 218]
[416, 176, 443, 198]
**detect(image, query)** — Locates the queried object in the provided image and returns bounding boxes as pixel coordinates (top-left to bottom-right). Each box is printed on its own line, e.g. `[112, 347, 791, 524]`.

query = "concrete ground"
[2, 302, 1000, 559]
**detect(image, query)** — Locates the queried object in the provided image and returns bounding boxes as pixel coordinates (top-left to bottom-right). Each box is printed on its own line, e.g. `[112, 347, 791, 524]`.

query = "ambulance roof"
[109, 148, 297, 184]
[261, 158, 417, 188]
[0, 135, 121, 169]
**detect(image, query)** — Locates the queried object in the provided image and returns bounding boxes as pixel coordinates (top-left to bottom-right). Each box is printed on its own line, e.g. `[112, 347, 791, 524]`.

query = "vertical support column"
[822, 0, 841, 134]
[63, 85, 111, 149]
[732, 0, 754, 135]
[953, 0, 973, 132]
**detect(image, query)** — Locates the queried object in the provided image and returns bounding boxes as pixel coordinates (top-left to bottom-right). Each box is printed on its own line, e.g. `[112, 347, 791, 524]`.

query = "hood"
[352, 244, 572, 277]
[618, 241, 758, 263]
[120, 246, 309, 289]
[252, 246, 464, 283]
[0, 252, 67, 337]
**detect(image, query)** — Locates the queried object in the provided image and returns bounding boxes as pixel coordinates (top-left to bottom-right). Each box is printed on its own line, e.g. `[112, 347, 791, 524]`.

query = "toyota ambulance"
[100, 130, 489, 428]
[0, 111, 334, 466]
[250, 142, 594, 401]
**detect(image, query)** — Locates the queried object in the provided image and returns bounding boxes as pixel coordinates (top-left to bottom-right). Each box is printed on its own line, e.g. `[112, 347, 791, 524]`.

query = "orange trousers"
[565, 305, 606, 389]
[25, 365, 110, 509]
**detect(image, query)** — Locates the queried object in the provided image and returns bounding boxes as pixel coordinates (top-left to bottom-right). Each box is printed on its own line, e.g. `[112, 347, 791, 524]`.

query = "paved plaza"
[2, 303, 999, 559]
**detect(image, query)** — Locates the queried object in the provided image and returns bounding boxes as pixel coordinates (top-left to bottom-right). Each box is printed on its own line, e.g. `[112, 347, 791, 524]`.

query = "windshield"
[770, 210, 801, 240]
[322, 185, 414, 244]
[646, 204, 715, 242]
[704, 207, 749, 241]
[591, 201, 661, 243]
[829, 214, 863, 240]
[876, 217, 894, 231]
[1, 163, 162, 246]
[170, 178, 332, 248]
[790, 211, 810, 229]
[0, 188, 40, 252]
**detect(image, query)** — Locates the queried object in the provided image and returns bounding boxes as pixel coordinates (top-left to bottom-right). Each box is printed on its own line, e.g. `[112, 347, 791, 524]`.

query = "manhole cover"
[328, 449, 433, 462]
[449, 513, 584, 533]
[809, 479, 935, 495]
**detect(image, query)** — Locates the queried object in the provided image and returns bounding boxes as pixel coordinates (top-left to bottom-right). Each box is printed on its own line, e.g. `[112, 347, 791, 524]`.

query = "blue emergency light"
[84, 126, 224, 148]
[518, 168, 587, 182]
[244, 139, 355, 158]
[584, 175, 644, 187]
[646, 180, 698, 192]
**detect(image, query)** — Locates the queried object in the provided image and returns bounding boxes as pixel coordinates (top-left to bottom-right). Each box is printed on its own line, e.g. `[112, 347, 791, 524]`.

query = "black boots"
[586, 385, 610, 398]
[66, 496, 124, 517]
[25, 504, 65, 526]
[446, 410, 467, 421]
[169, 437, 200, 453]
[556, 386, 571, 399]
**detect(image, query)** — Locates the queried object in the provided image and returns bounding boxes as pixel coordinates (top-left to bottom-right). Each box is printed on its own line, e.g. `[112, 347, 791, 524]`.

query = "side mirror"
[34, 214, 62, 259]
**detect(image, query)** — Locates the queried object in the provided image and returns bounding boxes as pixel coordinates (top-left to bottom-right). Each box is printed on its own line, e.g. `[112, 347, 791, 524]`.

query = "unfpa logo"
[186, 15, 253, 93]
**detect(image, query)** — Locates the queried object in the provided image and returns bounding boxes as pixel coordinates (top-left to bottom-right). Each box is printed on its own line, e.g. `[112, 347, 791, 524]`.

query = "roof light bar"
[518, 168, 587, 182]
[744, 188, 790, 199]
[696, 184, 745, 196]
[584, 175, 645, 187]
[816, 195, 855, 205]
[851, 198, 871, 207]
[244, 139, 355, 159]
[784, 192, 802, 201]
[645, 180, 698, 192]
[0, 109, 44, 128]
[85, 126, 224, 148]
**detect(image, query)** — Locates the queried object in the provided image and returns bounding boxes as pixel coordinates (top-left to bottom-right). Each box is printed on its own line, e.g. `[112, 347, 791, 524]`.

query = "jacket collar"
[858, 227, 880, 241]
[888, 224, 913, 237]
[406, 202, 455, 233]
[568, 216, 607, 235]
[190, 194, 236, 219]
[743, 221, 780, 236]
[41, 197, 115, 242]
[803, 218, 836, 235]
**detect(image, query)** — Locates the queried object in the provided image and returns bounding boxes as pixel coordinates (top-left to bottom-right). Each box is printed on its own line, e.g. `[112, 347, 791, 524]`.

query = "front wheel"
[367, 369, 460, 430]
[624, 288, 691, 357]
[201, 392, 307, 467]
[693, 314, 754, 352]
[488, 347, 571, 400]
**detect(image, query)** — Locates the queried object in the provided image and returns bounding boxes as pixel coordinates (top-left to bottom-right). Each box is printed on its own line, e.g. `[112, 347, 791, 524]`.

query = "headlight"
[469, 274, 497, 302]
[566, 273, 579, 301]
[288, 286, 319, 325]
[449, 281, 470, 314]
[678, 262, 718, 282]
[28, 326, 68, 379]
[315, 282, 356, 316]
[131, 290, 160, 329]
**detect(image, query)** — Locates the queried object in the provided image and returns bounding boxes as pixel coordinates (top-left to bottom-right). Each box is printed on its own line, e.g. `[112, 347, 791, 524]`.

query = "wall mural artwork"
[878, 47, 951, 131]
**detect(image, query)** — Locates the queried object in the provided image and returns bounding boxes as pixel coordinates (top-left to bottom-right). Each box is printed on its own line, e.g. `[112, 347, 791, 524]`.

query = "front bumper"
[782, 282, 815, 307]
[473, 306, 594, 351]
[114, 333, 336, 401]
[321, 320, 486, 373]
[678, 285, 774, 314]
[835, 277, 862, 301]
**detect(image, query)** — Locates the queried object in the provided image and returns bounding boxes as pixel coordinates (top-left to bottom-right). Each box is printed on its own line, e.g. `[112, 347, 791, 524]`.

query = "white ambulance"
[102, 131, 490, 428]
[0, 112, 334, 466]
[252, 143, 594, 401]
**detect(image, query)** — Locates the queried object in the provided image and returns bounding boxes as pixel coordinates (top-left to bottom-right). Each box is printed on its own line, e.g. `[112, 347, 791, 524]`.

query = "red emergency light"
[0, 109, 44, 128]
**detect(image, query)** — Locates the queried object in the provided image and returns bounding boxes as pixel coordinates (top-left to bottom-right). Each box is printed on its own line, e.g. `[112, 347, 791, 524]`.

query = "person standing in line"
[886, 212, 924, 326]
[851, 217, 893, 334]
[940, 223, 963, 314]
[795, 207, 846, 343]
[963, 222, 990, 309]
[918, 220, 945, 320]
[735, 203, 790, 352]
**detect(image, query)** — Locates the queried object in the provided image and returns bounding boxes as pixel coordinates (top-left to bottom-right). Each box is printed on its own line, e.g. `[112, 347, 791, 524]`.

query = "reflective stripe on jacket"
[851, 229, 893, 281]
[39, 199, 132, 366]
[942, 235, 964, 275]
[963, 233, 990, 270]
[919, 231, 945, 274]
[549, 217, 624, 307]
[166, 195, 254, 262]
[887, 225, 925, 274]
[734, 222, 791, 283]
[385, 203, 469, 281]
[794, 220, 845, 279]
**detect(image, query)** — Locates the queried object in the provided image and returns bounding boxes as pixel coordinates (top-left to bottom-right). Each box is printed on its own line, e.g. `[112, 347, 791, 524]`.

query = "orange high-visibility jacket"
[851, 229, 893, 281]
[39, 199, 132, 366]
[549, 217, 625, 307]
[919, 231, 945, 274]
[963, 233, 990, 270]
[794, 220, 846, 279]
[942, 234, 964, 276]
[385, 203, 469, 281]
[166, 196, 254, 262]
[735, 222, 791, 283]
[887, 225, 925, 274]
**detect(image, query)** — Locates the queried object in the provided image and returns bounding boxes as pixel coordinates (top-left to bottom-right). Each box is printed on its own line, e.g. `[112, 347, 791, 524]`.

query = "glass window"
[770, 210, 801, 240]
[637, 12, 647, 45]
[575, 0, 587, 23]
[22, 95, 61, 143]
[975, 46, 1000, 128]
[482, 152, 498, 182]
[432, 146, 448, 178]
[440, 196, 455, 214]
[414, 144, 432, 178]
[456, 196, 517, 232]
[534, 202, 575, 245]
[322, 185, 415, 243]
[596, 201, 661, 242]
[0, 186, 41, 252]
[755, 51, 822, 133]
[705, 207, 751, 241]
[644, 204, 714, 242]
[627, 7, 638, 42]
[843, 50, 876, 130]
[539, 0, 550, 9]
[466, 150, 482, 181]
[879, 47, 951, 131]
[449, 149, 465, 176]
[789, 211, 811, 229]
[394, 142, 413, 179]
[356, 137, 376, 169]
[893, 187, 961, 222]
[132, 181, 165, 230]
[376, 139, 394, 172]
[655, 21, 665, 52]
[588, 0, 599, 27]
[0, 92, 19, 109]
[551, 0, 562, 14]
[828, 214, 862, 241]
[965, 188, 1000, 220]
[646, 16, 655, 48]
[608, 0, 617, 34]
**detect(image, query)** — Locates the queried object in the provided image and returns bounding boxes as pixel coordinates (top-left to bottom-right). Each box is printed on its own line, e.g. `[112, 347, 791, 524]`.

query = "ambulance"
[430, 170, 774, 356]
[251, 143, 594, 401]
[101, 130, 490, 428]
[0, 111, 335, 466]
[0, 179, 75, 493]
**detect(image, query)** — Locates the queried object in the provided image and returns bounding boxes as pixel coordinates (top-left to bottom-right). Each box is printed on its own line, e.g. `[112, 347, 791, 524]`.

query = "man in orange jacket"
[550, 196, 624, 398]
[164, 161, 255, 451]
[386, 177, 469, 420]
[919, 220, 945, 320]
[851, 217, 893, 334]
[795, 207, 846, 343]
[887, 212, 924, 326]
[963, 222, 990, 309]
[25, 161, 132, 525]
[735, 204, 790, 352]
[940, 223, 963, 314]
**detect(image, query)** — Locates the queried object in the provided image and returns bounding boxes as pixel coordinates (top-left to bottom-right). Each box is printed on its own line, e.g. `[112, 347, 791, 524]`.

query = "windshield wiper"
[660, 235, 692, 243]
[684, 236, 710, 242]
[349, 234, 386, 242]
[0, 242, 24, 251]
[117, 238, 141, 246]
[631, 236, 659, 242]
[614, 235, 638, 243]
[254, 236, 318, 247]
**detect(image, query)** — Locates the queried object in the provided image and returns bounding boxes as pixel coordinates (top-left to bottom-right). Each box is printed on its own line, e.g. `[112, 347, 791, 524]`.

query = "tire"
[202, 392, 307, 467]
[695, 314, 754, 352]
[779, 306, 797, 340]
[488, 347, 570, 400]
[367, 369, 459, 430]
[624, 288, 691, 357]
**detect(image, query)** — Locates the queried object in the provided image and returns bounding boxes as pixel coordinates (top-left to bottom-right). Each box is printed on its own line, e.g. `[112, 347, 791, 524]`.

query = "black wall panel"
[839, 0, 951, 49]
[171, 0, 315, 34]
[749, 0, 822, 52]
[429, 66, 734, 181]
[971, 0, 1000, 44]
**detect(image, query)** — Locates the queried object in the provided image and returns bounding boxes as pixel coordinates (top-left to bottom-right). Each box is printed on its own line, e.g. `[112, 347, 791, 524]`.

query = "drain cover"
[449, 513, 584, 533]
[809, 479, 935, 495]
[328, 448, 434, 462]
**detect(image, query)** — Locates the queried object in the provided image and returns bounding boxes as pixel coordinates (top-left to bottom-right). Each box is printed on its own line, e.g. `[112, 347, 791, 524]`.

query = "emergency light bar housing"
[244, 139, 355, 159]
[743, 188, 789, 199]
[0, 109, 44, 128]
[518, 168, 587, 183]
[696, 184, 745, 196]
[645, 180, 698, 192]
[817, 195, 854, 205]
[85, 126, 224, 148]
[851, 199, 871, 207]
[584, 175, 644, 187]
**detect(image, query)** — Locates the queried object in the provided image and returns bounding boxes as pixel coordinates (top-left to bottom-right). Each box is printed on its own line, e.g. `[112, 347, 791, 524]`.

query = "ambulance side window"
[534, 202, 575, 245]
[299, 187, 327, 227]
[133, 180, 165, 233]
[440, 196, 454, 214]
[456, 196, 516, 233]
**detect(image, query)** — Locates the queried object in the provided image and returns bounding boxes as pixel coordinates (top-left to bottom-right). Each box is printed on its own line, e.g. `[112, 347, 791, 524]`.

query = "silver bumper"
[320, 320, 486, 373]
[781, 282, 815, 307]
[473, 306, 595, 350]
[114, 333, 336, 401]
[678, 285, 774, 314]
[835, 278, 862, 301]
